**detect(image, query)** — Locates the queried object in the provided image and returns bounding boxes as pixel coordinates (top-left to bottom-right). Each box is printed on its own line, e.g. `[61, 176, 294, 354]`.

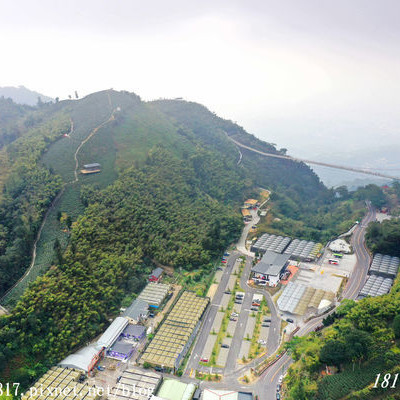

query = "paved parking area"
[202, 334, 217, 360]
[227, 275, 237, 291]
[293, 252, 357, 294]
[260, 325, 269, 341]
[238, 341, 251, 360]
[232, 302, 242, 314]
[232, 259, 241, 274]
[220, 293, 231, 309]
[217, 347, 230, 367]
[227, 320, 237, 336]
[244, 315, 256, 340]
[212, 311, 225, 332]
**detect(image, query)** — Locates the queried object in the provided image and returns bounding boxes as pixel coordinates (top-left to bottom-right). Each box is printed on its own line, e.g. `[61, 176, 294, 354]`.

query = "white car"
[278, 375, 284, 384]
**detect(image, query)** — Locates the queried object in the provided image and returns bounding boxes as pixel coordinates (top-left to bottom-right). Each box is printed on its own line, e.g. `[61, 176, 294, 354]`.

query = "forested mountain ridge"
[0, 89, 364, 384]
[0, 86, 53, 106]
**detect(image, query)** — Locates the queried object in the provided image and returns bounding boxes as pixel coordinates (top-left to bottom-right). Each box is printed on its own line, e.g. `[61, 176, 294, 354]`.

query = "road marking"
[270, 358, 290, 383]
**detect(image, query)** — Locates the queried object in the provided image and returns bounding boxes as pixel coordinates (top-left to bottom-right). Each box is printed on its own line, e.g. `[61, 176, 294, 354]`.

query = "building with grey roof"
[122, 324, 146, 340]
[123, 298, 149, 323]
[106, 323, 146, 361]
[108, 340, 135, 361]
[251, 233, 291, 254]
[110, 368, 162, 400]
[370, 253, 400, 279]
[284, 239, 322, 261]
[83, 163, 101, 169]
[251, 251, 290, 287]
[138, 283, 170, 308]
[149, 267, 163, 282]
[201, 389, 253, 400]
[97, 316, 128, 349]
[58, 344, 103, 373]
[359, 275, 394, 298]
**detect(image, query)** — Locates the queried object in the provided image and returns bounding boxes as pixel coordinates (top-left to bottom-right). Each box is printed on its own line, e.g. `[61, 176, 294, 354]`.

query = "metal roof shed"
[97, 317, 128, 349]
[151, 267, 163, 278]
[123, 298, 149, 322]
[58, 344, 103, 372]
[83, 163, 101, 169]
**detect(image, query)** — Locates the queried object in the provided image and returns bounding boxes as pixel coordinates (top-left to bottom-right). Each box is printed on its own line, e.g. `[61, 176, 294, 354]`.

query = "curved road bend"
[185, 201, 376, 398]
[259, 202, 376, 399]
[343, 201, 376, 299]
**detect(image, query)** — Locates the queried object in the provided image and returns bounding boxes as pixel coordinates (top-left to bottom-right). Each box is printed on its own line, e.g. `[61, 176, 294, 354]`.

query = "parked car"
[224, 290, 231, 294]
[155, 366, 165, 372]
[224, 252, 230, 256]
[221, 344, 230, 348]
[261, 323, 269, 327]
[264, 318, 271, 322]
[251, 306, 259, 311]
[235, 300, 242, 304]
[200, 358, 209, 363]
[314, 324, 323, 332]
[231, 312, 239, 317]
[276, 393, 280, 400]
[286, 318, 294, 323]
[278, 375, 284, 383]
[230, 317, 237, 322]
[221, 259, 227, 264]
[252, 302, 261, 306]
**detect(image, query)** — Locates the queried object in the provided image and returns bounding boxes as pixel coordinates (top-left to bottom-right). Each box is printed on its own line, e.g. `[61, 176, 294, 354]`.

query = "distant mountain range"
[0, 85, 53, 106]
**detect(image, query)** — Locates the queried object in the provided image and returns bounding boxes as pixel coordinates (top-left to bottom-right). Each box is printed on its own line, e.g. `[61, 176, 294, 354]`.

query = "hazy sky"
[1, 0, 399, 169]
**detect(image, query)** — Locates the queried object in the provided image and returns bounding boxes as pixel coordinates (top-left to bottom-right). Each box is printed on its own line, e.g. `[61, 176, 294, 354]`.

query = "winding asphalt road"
[259, 201, 376, 400]
[183, 200, 375, 399]
[343, 201, 375, 299]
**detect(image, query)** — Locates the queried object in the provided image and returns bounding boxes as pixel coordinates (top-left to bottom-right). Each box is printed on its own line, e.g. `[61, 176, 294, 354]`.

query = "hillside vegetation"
[152, 99, 363, 241]
[366, 219, 400, 257]
[0, 113, 70, 296]
[0, 147, 241, 383]
[0, 90, 369, 385]
[284, 278, 400, 399]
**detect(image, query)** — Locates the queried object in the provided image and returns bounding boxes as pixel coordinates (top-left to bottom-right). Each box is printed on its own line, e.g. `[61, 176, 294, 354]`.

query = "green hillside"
[284, 277, 400, 400]
[0, 89, 366, 384]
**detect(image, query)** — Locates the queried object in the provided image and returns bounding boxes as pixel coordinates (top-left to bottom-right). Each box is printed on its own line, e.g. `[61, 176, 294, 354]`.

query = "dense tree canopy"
[366, 219, 400, 257]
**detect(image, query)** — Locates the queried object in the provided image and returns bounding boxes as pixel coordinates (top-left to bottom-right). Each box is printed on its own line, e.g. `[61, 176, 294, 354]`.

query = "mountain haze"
[0, 85, 53, 106]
